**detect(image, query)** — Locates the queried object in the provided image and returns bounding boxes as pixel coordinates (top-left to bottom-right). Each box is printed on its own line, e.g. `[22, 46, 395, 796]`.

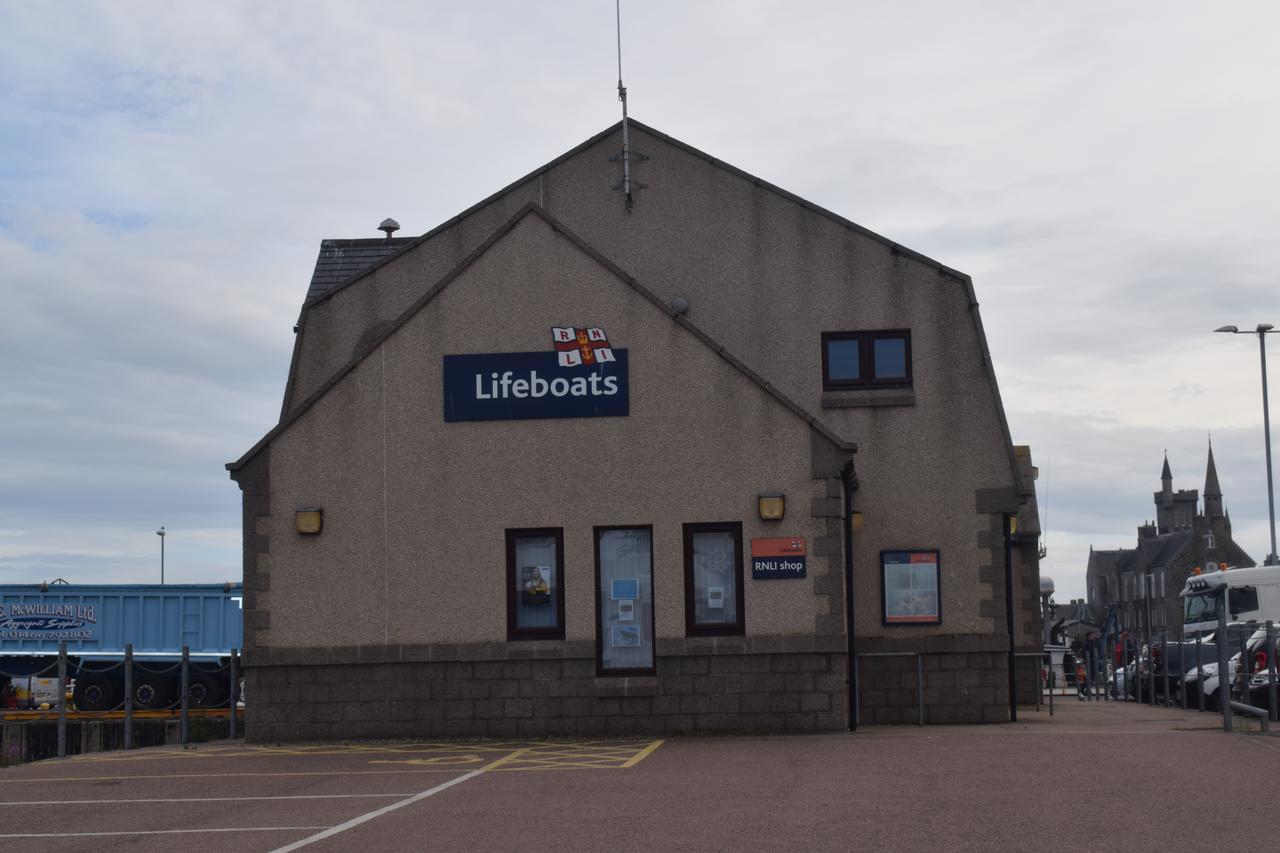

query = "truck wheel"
[73, 675, 117, 712]
[132, 674, 175, 710]
[187, 672, 229, 708]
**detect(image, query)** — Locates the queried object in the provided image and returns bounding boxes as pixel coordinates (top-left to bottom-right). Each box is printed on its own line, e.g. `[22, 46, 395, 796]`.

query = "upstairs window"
[822, 331, 912, 390]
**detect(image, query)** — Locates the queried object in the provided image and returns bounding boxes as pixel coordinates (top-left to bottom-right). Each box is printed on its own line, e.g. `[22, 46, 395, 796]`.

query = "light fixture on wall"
[758, 494, 785, 521]
[295, 508, 323, 535]
[851, 511, 864, 531]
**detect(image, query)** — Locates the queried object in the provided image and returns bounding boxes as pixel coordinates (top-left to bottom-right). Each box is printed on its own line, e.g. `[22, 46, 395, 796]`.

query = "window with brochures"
[683, 522, 744, 636]
[506, 528, 565, 640]
[595, 526, 655, 675]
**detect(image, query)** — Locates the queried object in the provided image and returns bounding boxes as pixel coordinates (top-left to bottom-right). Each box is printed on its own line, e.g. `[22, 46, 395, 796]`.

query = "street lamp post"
[157, 526, 166, 584]
[1215, 324, 1278, 566]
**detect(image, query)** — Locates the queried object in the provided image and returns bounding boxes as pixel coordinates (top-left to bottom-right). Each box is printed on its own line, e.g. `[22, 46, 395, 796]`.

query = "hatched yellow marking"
[368, 755, 484, 766]
[492, 739, 663, 772]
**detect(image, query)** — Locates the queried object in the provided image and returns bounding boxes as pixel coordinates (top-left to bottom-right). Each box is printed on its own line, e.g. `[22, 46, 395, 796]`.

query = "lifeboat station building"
[228, 120, 1043, 740]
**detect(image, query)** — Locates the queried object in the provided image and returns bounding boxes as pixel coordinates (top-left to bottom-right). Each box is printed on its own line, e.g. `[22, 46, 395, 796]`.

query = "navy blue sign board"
[443, 350, 629, 422]
[751, 537, 807, 579]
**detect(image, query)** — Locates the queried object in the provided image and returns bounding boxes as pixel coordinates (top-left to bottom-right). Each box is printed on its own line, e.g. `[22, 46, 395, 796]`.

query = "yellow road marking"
[0, 769, 472, 785]
[621, 739, 664, 767]
[368, 755, 483, 766]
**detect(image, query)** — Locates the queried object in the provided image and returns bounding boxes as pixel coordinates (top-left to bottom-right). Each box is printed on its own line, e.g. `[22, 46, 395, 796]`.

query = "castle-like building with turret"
[1086, 445, 1255, 638]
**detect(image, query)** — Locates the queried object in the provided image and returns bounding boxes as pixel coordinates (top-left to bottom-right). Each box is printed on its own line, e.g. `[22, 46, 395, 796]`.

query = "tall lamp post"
[156, 525, 166, 584]
[1215, 324, 1278, 566]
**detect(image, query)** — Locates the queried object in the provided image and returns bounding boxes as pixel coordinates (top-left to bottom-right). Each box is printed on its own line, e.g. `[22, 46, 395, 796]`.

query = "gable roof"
[228, 203, 857, 472]
[305, 237, 416, 305]
[299, 118, 973, 312]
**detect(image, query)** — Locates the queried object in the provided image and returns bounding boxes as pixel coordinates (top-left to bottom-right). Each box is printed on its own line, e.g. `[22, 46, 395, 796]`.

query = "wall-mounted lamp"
[851, 511, 864, 531]
[1009, 517, 1019, 535]
[758, 493, 785, 521]
[295, 508, 323, 535]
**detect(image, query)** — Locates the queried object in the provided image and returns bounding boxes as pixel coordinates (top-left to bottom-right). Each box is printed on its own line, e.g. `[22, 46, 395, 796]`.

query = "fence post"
[124, 643, 134, 750]
[57, 642, 67, 759]
[916, 654, 924, 726]
[1179, 626, 1187, 710]
[1267, 622, 1277, 723]
[1161, 633, 1170, 707]
[180, 646, 190, 746]
[1195, 633, 1204, 712]
[229, 649, 239, 740]
[1049, 668, 1054, 716]
[1217, 598, 1232, 732]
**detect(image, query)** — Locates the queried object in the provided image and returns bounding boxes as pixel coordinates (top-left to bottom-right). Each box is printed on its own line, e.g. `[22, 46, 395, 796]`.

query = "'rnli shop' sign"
[751, 537, 807, 579]
[443, 326, 629, 423]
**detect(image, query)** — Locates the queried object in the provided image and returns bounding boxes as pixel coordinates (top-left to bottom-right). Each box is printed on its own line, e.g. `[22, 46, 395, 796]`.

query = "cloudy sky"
[2, 1, 1277, 600]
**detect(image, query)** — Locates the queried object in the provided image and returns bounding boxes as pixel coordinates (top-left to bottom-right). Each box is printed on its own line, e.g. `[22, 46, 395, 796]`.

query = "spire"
[1161, 452, 1172, 482]
[1204, 440, 1223, 518]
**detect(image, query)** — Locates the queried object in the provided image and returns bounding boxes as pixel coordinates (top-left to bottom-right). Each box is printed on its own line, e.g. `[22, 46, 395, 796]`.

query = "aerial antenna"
[610, 0, 647, 210]
[616, 0, 632, 210]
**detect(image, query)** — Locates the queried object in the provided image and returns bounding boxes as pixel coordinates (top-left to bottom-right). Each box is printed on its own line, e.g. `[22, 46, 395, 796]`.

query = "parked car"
[1183, 626, 1276, 711]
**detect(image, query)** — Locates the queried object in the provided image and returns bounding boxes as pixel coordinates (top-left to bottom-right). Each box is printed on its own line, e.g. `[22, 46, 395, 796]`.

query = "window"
[822, 330, 912, 390]
[880, 549, 941, 625]
[595, 526, 655, 675]
[1229, 586, 1259, 617]
[506, 528, 565, 640]
[683, 522, 745, 636]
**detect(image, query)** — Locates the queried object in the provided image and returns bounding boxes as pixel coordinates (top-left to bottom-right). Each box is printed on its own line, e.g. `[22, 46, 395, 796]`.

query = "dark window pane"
[827, 338, 861, 380]
[872, 337, 907, 379]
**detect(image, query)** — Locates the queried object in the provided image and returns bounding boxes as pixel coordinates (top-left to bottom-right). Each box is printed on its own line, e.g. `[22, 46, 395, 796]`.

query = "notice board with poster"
[881, 549, 941, 625]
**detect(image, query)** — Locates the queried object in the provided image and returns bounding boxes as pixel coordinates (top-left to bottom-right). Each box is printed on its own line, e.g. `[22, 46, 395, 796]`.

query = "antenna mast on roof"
[612, 0, 646, 211]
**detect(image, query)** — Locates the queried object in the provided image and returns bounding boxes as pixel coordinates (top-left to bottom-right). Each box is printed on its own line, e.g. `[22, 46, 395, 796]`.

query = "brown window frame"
[593, 525, 657, 677]
[506, 527, 566, 641]
[682, 521, 745, 637]
[821, 330, 913, 390]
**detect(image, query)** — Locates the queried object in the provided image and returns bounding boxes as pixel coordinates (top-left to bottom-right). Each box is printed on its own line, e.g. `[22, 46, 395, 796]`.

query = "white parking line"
[0, 827, 327, 839]
[270, 747, 531, 853]
[0, 793, 413, 806]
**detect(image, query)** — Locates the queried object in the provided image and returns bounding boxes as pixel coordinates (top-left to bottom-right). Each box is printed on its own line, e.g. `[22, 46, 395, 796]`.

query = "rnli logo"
[552, 327, 616, 367]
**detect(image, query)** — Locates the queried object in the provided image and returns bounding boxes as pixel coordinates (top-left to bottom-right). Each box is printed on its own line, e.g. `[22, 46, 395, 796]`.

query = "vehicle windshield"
[1184, 593, 1217, 626]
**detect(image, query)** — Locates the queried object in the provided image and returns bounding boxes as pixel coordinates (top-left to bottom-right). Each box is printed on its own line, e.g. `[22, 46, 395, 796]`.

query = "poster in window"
[521, 565, 553, 607]
[707, 586, 725, 609]
[881, 550, 941, 625]
[611, 625, 641, 647]
[611, 578, 639, 600]
[617, 599, 635, 621]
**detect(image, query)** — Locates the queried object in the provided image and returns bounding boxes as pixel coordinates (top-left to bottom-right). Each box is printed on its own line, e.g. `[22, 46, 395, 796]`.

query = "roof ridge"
[229, 203, 855, 471]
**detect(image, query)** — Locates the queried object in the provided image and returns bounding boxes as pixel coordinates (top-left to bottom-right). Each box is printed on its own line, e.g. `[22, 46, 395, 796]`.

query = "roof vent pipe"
[378, 218, 400, 242]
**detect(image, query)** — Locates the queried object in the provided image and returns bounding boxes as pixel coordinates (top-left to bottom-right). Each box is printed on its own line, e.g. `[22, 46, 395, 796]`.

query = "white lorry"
[1180, 564, 1280, 709]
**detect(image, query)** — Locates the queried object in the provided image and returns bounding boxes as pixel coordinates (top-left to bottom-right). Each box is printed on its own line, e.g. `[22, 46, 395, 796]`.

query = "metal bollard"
[1124, 642, 1132, 703]
[1049, 668, 1054, 716]
[229, 649, 239, 740]
[1217, 601, 1232, 732]
[180, 646, 190, 746]
[57, 643, 67, 759]
[124, 643, 134, 750]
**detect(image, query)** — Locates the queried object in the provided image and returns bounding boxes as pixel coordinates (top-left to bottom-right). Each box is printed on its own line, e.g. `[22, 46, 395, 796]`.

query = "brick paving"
[0, 700, 1276, 852]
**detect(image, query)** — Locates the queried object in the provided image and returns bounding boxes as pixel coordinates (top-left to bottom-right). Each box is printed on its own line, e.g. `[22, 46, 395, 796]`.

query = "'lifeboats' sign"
[0, 603, 99, 641]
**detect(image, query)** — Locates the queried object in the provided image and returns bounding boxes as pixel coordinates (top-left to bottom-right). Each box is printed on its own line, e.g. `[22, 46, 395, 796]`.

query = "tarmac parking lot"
[2, 701, 1278, 852]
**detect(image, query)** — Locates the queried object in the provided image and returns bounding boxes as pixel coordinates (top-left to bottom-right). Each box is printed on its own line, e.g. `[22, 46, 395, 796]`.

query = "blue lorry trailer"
[1, 583, 243, 712]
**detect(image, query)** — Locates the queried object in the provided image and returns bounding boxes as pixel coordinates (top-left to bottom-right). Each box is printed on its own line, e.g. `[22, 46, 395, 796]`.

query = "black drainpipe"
[1003, 512, 1017, 723]
[842, 458, 860, 731]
